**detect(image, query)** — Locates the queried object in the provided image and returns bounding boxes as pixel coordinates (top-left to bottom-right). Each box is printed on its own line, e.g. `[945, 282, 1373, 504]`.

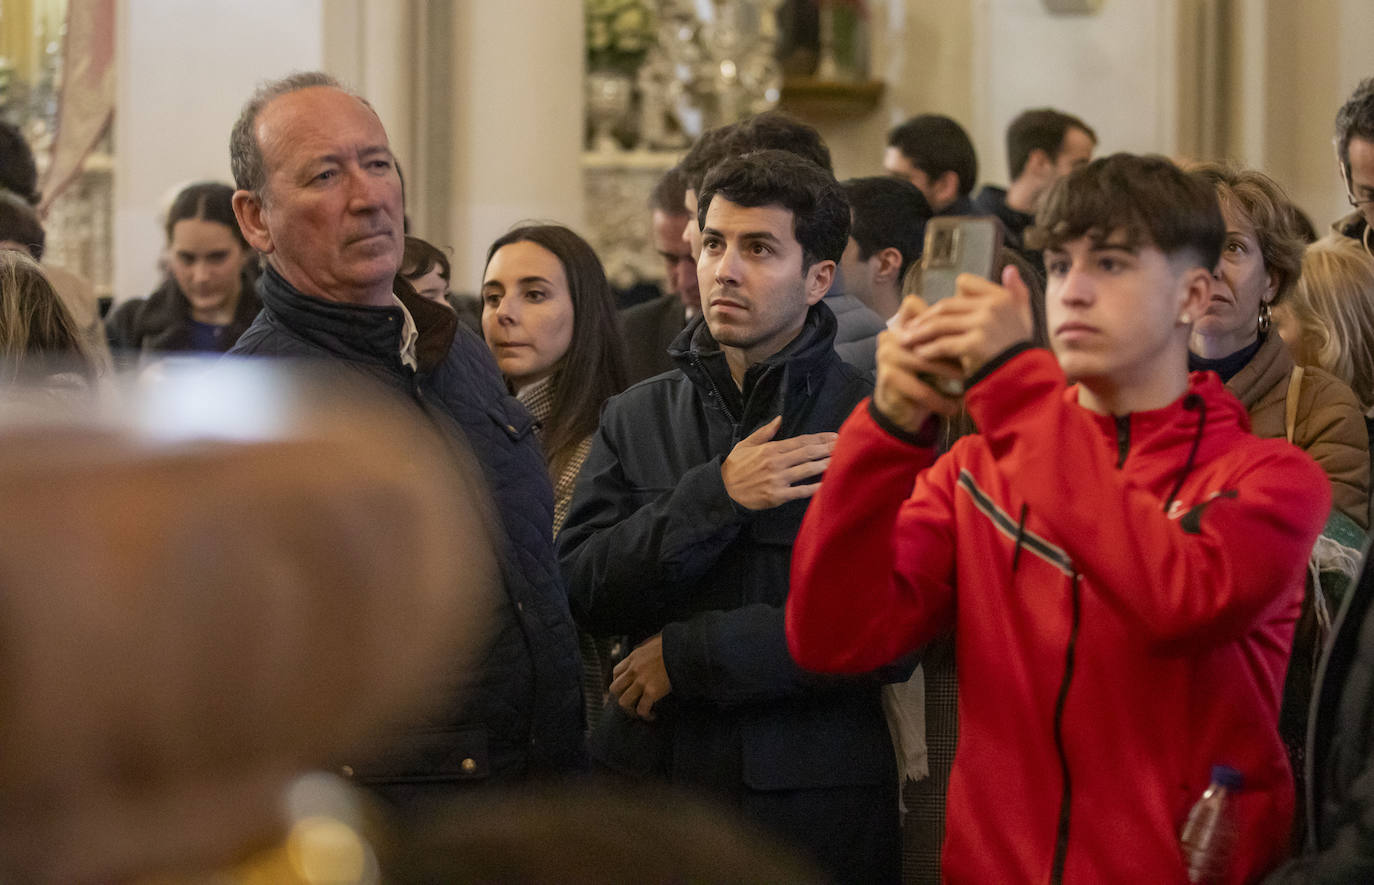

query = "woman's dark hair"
[164, 182, 248, 249]
[0, 191, 45, 260]
[401, 235, 451, 282]
[0, 122, 40, 205]
[484, 224, 628, 475]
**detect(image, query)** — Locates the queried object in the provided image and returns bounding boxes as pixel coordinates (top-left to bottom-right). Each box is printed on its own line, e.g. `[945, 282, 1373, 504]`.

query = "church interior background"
[0, 0, 1370, 309]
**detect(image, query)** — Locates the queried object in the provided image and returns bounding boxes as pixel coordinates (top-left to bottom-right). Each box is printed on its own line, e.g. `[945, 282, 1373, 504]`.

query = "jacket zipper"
[690, 354, 740, 427]
[1050, 414, 1126, 877]
[1049, 570, 1082, 885]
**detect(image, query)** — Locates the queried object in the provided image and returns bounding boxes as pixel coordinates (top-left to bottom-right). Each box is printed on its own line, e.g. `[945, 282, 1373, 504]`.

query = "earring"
[1179, 313, 1192, 325]
[1258, 302, 1272, 335]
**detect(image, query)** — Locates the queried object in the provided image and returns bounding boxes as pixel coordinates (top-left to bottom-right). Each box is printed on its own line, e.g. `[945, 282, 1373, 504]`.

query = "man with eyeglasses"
[1334, 77, 1374, 255]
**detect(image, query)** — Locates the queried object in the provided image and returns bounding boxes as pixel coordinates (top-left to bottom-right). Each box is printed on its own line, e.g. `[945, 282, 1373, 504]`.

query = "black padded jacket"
[558, 303, 901, 881]
[229, 266, 586, 796]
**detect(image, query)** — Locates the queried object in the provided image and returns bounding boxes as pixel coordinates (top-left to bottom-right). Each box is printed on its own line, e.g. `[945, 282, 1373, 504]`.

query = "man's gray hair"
[229, 71, 352, 198]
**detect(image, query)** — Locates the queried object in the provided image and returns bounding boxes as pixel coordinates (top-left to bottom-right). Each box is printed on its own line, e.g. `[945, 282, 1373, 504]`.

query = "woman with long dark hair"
[481, 224, 629, 728]
[107, 182, 260, 364]
[481, 224, 628, 532]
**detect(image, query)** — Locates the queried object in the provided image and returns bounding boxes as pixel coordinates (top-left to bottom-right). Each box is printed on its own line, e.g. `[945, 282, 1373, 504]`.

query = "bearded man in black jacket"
[559, 150, 900, 885]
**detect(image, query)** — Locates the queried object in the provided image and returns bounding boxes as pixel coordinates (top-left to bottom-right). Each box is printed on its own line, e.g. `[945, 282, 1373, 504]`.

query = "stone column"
[444, 0, 584, 293]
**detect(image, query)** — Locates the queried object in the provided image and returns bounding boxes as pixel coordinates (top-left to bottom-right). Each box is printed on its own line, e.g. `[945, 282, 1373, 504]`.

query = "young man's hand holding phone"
[874, 217, 1034, 435]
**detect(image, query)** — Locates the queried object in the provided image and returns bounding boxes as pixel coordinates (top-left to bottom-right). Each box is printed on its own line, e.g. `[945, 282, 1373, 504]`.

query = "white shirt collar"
[390, 294, 419, 371]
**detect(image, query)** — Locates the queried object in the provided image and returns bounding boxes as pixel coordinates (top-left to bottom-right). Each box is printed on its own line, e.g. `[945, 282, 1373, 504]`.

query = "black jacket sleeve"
[557, 414, 749, 637]
[104, 298, 143, 352]
[661, 603, 914, 707]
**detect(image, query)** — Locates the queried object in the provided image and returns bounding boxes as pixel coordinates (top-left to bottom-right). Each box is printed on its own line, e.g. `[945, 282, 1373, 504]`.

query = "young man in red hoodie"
[786, 153, 1330, 883]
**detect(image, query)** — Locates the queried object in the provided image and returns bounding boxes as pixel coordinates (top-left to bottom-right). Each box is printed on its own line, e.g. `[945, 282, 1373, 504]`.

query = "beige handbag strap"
[1285, 365, 1304, 444]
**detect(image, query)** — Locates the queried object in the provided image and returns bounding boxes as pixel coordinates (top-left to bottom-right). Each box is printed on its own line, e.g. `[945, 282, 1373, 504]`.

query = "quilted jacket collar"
[256, 266, 458, 373]
[668, 300, 841, 427]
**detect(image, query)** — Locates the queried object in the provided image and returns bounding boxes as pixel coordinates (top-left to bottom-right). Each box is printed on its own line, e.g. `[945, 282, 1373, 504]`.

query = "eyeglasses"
[1341, 163, 1374, 208]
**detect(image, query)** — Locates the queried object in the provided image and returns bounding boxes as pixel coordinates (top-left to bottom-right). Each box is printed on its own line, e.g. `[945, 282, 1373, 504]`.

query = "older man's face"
[245, 86, 403, 305]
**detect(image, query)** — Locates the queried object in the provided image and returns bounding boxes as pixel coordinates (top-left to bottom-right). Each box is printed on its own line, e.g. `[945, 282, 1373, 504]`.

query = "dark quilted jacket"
[230, 266, 585, 795]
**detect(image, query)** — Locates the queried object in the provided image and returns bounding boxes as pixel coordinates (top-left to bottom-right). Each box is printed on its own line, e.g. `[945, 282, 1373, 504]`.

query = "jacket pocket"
[589, 704, 671, 779]
[344, 725, 490, 784]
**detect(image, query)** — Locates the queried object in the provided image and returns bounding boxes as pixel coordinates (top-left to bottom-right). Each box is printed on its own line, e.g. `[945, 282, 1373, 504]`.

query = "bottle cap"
[1211, 765, 1244, 791]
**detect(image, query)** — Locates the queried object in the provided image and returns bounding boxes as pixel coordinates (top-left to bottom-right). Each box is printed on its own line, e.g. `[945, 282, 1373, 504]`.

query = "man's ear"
[1025, 148, 1052, 179]
[1336, 142, 1352, 190]
[1179, 265, 1212, 323]
[933, 171, 961, 210]
[874, 247, 904, 284]
[232, 189, 274, 255]
[805, 259, 835, 305]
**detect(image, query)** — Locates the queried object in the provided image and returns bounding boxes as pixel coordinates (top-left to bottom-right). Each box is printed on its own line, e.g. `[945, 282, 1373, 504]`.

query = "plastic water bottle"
[1180, 765, 1244, 883]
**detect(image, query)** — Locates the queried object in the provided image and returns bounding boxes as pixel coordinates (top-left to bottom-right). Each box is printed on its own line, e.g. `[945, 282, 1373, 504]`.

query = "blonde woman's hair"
[0, 249, 97, 381]
[1286, 235, 1374, 411]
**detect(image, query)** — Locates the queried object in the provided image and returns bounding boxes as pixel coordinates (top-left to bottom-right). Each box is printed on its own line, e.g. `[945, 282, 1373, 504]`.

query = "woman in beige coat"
[1188, 163, 1369, 529]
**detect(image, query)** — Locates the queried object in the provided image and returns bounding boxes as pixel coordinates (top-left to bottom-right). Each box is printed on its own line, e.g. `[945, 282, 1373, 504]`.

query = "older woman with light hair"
[1187, 162, 1369, 528]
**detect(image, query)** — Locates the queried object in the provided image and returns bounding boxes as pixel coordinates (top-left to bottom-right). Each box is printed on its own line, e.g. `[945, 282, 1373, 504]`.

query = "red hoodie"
[787, 348, 1330, 883]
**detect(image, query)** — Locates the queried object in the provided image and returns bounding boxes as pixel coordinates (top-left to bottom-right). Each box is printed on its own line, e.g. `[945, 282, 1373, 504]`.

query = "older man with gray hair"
[227, 71, 585, 807]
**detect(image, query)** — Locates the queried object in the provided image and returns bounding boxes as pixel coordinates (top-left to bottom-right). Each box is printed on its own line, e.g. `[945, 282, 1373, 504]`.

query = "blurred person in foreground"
[788, 154, 1329, 882]
[559, 150, 901, 884]
[0, 359, 499, 883]
[224, 71, 585, 807]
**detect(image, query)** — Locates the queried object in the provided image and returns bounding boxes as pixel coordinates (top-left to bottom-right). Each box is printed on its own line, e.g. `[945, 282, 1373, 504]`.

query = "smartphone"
[918, 216, 1003, 305]
[914, 216, 1003, 396]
